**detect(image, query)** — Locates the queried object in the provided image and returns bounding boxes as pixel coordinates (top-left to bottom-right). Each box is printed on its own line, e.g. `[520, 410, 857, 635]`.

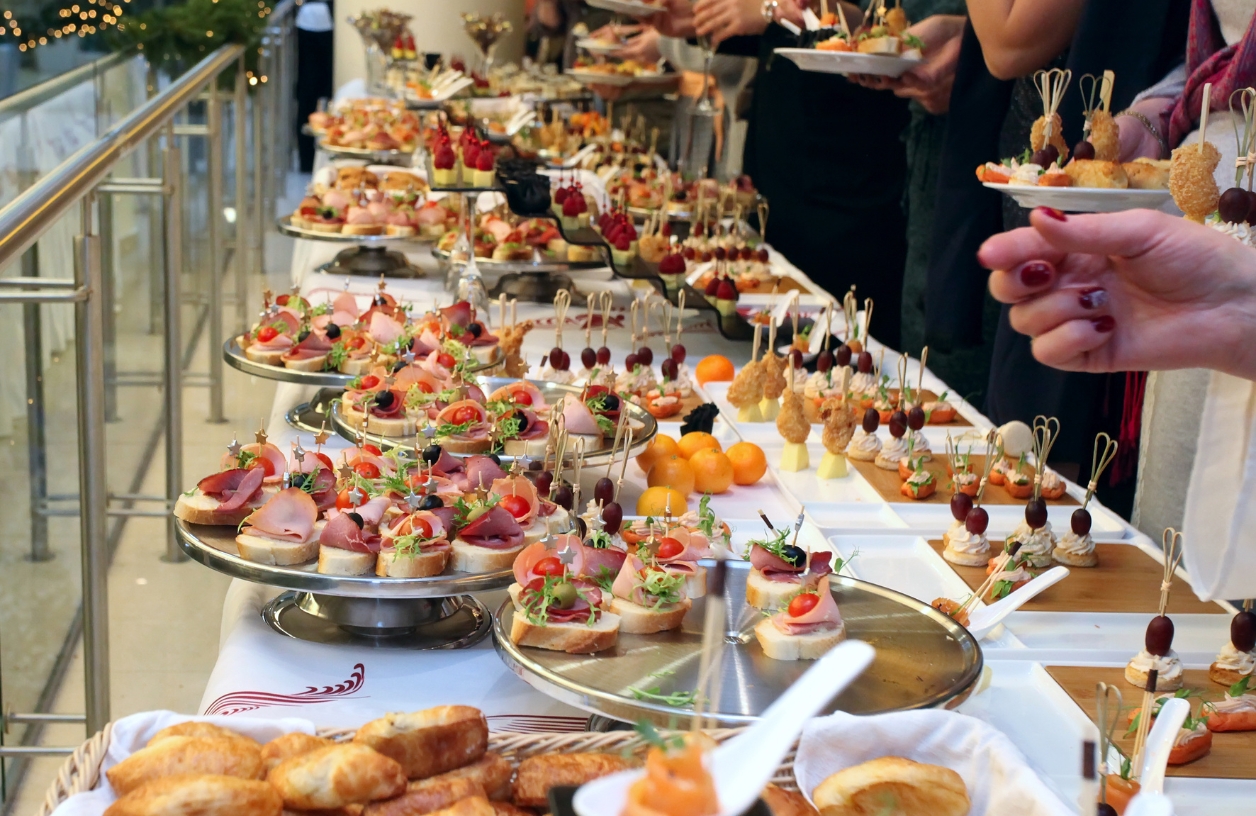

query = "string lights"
[1, 0, 130, 52]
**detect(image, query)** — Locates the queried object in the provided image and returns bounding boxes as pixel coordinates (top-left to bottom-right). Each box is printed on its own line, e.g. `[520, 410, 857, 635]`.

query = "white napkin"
[1181, 370, 1256, 601]
[51, 710, 316, 816]
[793, 710, 1072, 816]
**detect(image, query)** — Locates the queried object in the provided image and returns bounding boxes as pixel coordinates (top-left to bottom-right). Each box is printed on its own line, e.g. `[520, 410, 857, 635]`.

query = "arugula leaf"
[633, 720, 686, 751]
[744, 527, 792, 562]
[587, 530, 613, 550]
[326, 340, 348, 371]
[236, 449, 259, 470]
[1230, 675, 1252, 698]
[436, 420, 475, 438]
[628, 686, 698, 707]
[595, 414, 616, 437]
[593, 565, 617, 593]
[638, 568, 686, 610]
[586, 393, 608, 413]
[991, 580, 1013, 600]
[496, 414, 523, 442]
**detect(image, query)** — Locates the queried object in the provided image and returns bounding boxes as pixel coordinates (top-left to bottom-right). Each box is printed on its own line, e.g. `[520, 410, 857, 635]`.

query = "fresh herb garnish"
[236, 449, 259, 469]
[744, 527, 792, 561]
[586, 530, 613, 550]
[496, 414, 523, 442]
[586, 393, 608, 413]
[593, 565, 616, 593]
[436, 420, 475, 438]
[595, 414, 616, 436]
[326, 340, 348, 370]
[633, 720, 685, 751]
[1230, 675, 1252, 698]
[628, 686, 698, 707]
[638, 568, 686, 611]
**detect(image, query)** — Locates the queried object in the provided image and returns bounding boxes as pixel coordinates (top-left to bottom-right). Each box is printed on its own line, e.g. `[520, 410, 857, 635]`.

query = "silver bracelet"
[1117, 109, 1169, 159]
[761, 0, 779, 23]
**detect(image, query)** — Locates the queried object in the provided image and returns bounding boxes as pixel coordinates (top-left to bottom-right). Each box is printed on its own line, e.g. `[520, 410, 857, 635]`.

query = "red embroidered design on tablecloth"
[203, 663, 367, 716]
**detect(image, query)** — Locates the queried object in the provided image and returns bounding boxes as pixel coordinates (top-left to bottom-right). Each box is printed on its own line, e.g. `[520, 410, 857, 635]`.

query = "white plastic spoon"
[507, 110, 537, 136]
[965, 565, 1070, 640]
[1138, 696, 1189, 795]
[572, 640, 876, 816]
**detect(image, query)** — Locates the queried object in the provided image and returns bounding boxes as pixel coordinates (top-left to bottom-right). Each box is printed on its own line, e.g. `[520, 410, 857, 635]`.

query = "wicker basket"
[40, 723, 798, 816]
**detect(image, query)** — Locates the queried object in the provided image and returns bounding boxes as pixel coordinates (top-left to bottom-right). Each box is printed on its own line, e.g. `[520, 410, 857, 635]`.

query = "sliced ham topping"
[220, 443, 288, 485]
[319, 511, 382, 553]
[561, 394, 603, 437]
[749, 546, 833, 582]
[414, 328, 442, 356]
[580, 543, 627, 578]
[242, 488, 318, 542]
[338, 448, 394, 476]
[282, 331, 334, 361]
[326, 496, 390, 528]
[512, 536, 585, 586]
[369, 311, 405, 346]
[369, 389, 406, 418]
[307, 468, 337, 511]
[384, 510, 447, 543]
[660, 528, 709, 562]
[492, 475, 540, 525]
[520, 577, 600, 624]
[611, 554, 653, 606]
[263, 307, 303, 335]
[393, 363, 442, 392]
[198, 467, 265, 511]
[458, 505, 524, 550]
[437, 400, 488, 425]
[440, 301, 473, 329]
[430, 449, 465, 477]
[430, 505, 459, 537]
[467, 326, 498, 347]
[252, 332, 295, 351]
[465, 455, 507, 492]
[771, 577, 843, 635]
[518, 412, 549, 441]
[333, 291, 360, 318]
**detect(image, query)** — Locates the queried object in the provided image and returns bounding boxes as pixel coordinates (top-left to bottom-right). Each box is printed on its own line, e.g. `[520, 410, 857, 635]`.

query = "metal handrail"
[0, 45, 244, 272]
[0, 50, 136, 120]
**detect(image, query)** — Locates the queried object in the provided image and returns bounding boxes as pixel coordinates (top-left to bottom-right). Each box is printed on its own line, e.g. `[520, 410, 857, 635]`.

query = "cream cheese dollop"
[1128, 649, 1184, 686]
[1215, 642, 1256, 674]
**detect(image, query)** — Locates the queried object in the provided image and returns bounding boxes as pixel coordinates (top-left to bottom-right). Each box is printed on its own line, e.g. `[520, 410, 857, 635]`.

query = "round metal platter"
[431, 245, 607, 272]
[493, 560, 983, 727]
[276, 215, 433, 245]
[285, 389, 341, 435]
[328, 376, 659, 465]
[319, 141, 417, 164]
[224, 339, 505, 387]
[175, 519, 513, 598]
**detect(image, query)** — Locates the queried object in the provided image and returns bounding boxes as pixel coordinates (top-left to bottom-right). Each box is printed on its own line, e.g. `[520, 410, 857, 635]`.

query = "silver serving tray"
[175, 519, 512, 597]
[276, 215, 434, 245]
[329, 376, 658, 465]
[319, 141, 417, 164]
[431, 245, 607, 271]
[493, 560, 983, 726]
[223, 339, 505, 387]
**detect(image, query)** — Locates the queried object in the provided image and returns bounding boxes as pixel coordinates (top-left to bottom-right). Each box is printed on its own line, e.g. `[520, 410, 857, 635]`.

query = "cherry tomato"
[500, 494, 531, 519]
[656, 537, 684, 559]
[359, 375, 380, 390]
[413, 381, 434, 394]
[510, 389, 533, 406]
[276, 294, 291, 306]
[534, 557, 565, 577]
[436, 352, 457, 369]
[246, 454, 277, 476]
[363, 444, 383, 456]
[313, 452, 334, 471]
[346, 336, 366, 350]
[450, 405, 479, 425]
[353, 462, 381, 479]
[335, 489, 355, 510]
[408, 517, 434, 538]
[788, 592, 821, 618]
[257, 325, 279, 342]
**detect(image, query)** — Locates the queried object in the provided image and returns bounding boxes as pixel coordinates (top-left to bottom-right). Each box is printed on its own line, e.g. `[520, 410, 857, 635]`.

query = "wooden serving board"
[803, 389, 972, 428]
[927, 540, 1224, 614]
[656, 393, 709, 423]
[850, 454, 1077, 507]
[1047, 666, 1255, 780]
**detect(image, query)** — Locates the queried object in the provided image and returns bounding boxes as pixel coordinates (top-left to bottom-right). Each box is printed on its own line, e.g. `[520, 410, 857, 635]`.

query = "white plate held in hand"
[774, 48, 922, 78]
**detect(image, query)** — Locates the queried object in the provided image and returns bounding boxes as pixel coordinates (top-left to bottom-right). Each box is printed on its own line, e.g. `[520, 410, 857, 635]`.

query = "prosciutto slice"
[770, 577, 844, 636]
[242, 488, 318, 542]
[492, 476, 539, 526]
[319, 512, 382, 553]
[561, 394, 603, 437]
[369, 311, 405, 346]
[512, 536, 586, 586]
[441, 301, 473, 329]
[749, 546, 833, 582]
[220, 442, 287, 485]
[580, 543, 627, 578]
[198, 468, 265, 512]
[458, 506, 524, 550]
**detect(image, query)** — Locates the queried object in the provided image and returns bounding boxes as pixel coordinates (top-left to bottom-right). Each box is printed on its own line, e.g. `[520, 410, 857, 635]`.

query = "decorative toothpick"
[1158, 528, 1185, 616]
[1084, 433, 1119, 508]
[1131, 669, 1159, 774]
[227, 435, 242, 457]
[1031, 415, 1060, 497]
[1096, 682, 1123, 801]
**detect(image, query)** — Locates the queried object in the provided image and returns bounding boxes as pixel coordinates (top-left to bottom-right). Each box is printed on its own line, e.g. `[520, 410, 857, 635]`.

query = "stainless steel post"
[234, 57, 249, 333]
[99, 193, 118, 422]
[253, 59, 266, 279]
[163, 126, 188, 564]
[207, 81, 226, 423]
[22, 245, 51, 563]
[75, 195, 111, 733]
[147, 66, 163, 336]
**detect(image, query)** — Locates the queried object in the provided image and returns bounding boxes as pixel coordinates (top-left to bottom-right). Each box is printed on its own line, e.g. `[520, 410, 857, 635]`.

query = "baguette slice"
[508, 610, 620, 654]
[340, 355, 374, 376]
[437, 435, 494, 455]
[745, 568, 802, 611]
[318, 545, 377, 575]
[608, 596, 691, 634]
[450, 539, 525, 573]
[174, 490, 264, 527]
[754, 617, 846, 660]
[243, 345, 286, 366]
[236, 530, 321, 566]
[283, 353, 330, 373]
[354, 706, 488, 780]
[376, 548, 449, 578]
[502, 437, 549, 459]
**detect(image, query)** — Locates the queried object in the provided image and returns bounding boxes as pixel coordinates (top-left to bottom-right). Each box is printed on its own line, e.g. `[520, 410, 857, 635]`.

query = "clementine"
[690, 448, 734, 494]
[647, 455, 696, 496]
[636, 433, 679, 474]
[677, 431, 722, 460]
[695, 354, 735, 385]
[726, 441, 768, 485]
[637, 486, 689, 516]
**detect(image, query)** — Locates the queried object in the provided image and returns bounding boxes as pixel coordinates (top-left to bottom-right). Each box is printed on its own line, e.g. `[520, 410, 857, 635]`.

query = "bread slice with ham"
[174, 467, 268, 526]
[235, 488, 322, 565]
[318, 496, 390, 575]
[745, 547, 834, 611]
[451, 506, 526, 572]
[376, 511, 451, 578]
[559, 394, 604, 441]
[754, 576, 846, 660]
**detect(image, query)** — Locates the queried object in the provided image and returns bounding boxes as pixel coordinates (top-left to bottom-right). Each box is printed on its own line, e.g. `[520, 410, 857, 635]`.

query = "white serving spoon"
[434, 77, 476, 101]
[1138, 696, 1189, 795]
[506, 109, 537, 136]
[966, 565, 1070, 640]
[572, 640, 876, 816]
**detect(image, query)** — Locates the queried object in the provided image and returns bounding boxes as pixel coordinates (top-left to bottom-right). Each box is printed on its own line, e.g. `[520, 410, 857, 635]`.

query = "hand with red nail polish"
[978, 209, 1256, 379]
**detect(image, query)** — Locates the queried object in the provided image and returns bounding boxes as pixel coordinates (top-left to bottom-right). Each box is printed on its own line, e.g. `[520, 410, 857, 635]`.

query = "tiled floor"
[6, 179, 301, 814]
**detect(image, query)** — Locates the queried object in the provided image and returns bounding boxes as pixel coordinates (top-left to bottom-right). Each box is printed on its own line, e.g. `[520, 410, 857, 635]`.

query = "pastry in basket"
[1210, 607, 1256, 686]
[811, 756, 970, 816]
[106, 735, 265, 796]
[354, 706, 488, 780]
[260, 732, 335, 773]
[235, 487, 324, 566]
[513, 753, 637, 809]
[608, 550, 692, 634]
[377, 509, 451, 578]
[1126, 530, 1186, 692]
[1126, 692, 1213, 765]
[103, 775, 281, 816]
[452, 496, 527, 572]
[421, 752, 514, 801]
[755, 575, 846, 660]
[744, 528, 835, 612]
[1207, 676, 1256, 732]
[268, 743, 407, 810]
[364, 778, 488, 816]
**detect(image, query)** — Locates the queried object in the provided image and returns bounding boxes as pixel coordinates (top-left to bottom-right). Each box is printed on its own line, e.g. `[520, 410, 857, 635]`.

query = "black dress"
[723, 25, 911, 348]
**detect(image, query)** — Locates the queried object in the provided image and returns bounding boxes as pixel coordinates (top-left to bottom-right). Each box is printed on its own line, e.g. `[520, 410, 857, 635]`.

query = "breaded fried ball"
[1064, 159, 1130, 189]
[1170, 141, 1221, 222]
[727, 360, 765, 408]
[760, 352, 787, 401]
[1088, 110, 1120, 162]
[1031, 114, 1070, 161]
[884, 6, 908, 35]
[776, 387, 810, 444]
[821, 398, 856, 454]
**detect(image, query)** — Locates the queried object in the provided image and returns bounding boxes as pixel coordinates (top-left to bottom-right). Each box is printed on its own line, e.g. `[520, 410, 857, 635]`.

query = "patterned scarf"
[1169, 0, 1256, 146]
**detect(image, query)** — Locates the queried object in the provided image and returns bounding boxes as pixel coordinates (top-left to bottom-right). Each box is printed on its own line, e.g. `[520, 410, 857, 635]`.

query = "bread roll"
[107, 737, 264, 795]
[147, 722, 259, 747]
[104, 773, 280, 816]
[262, 732, 337, 773]
[422, 797, 495, 816]
[268, 744, 407, 809]
[762, 784, 818, 816]
[362, 777, 485, 816]
[488, 803, 533, 816]
[511, 754, 636, 808]
[423, 752, 513, 801]
[811, 757, 969, 816]
[354, 707, 488, 780]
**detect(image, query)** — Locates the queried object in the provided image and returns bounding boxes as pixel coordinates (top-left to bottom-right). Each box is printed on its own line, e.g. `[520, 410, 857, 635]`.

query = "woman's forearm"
[967, 0, 1084, 80]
